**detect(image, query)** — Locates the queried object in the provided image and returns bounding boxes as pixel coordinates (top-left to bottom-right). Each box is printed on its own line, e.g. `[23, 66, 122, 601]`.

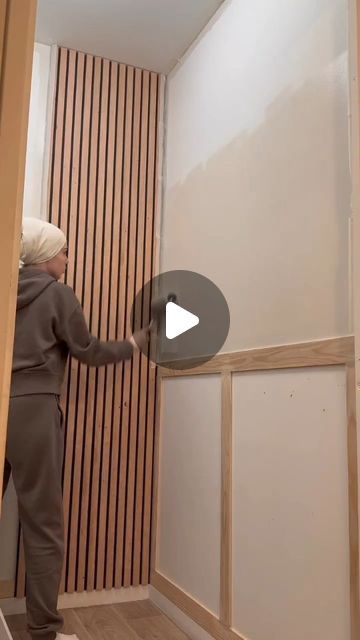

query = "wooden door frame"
[0, 0, 37, 502]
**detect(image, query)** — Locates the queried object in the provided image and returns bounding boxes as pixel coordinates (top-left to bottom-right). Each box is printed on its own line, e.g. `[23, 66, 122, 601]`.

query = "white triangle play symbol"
[166, 301, 199, 340]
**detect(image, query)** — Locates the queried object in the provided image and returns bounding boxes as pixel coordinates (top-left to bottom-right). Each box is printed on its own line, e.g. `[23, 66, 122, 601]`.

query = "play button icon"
[130, 269, 230, 370]
[166, 302, 199, 339]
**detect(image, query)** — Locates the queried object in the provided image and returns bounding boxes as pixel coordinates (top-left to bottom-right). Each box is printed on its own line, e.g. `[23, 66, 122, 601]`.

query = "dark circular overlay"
[130, 270, 230, 370]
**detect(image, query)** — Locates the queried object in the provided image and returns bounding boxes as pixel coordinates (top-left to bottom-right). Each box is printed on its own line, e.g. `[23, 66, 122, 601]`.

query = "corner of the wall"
[40, 44, 58, 221]
[148, 585, 214, 640]
[166, 0, 231, 80]
[155, 73, 167, 275]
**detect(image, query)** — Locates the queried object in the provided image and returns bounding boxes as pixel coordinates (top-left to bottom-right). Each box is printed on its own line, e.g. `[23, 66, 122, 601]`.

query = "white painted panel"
[157, 376, 221, 615]
[162, 0, 350, 350]
[232, 367, 350, 640]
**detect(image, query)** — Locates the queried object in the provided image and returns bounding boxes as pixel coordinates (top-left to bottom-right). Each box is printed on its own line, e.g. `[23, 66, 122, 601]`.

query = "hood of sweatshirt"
[17, 267, 56, 310]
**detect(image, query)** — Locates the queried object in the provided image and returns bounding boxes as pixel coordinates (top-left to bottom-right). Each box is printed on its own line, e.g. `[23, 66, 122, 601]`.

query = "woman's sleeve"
[55, 287, 133, 366]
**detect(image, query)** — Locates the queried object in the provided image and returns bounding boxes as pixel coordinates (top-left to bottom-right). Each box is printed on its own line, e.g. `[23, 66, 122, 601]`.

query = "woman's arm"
[59, 304, 134, 366]
[54, 284, 140, 366]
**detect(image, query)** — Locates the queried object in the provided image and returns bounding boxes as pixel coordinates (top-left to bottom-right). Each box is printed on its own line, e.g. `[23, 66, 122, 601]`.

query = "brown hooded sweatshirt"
[11, 267, 133, 397]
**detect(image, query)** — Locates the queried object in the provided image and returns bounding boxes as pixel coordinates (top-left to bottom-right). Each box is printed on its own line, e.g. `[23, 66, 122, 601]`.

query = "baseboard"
[0, 585, 149, 616]
[149, 585, 214, 640]
[0, 610, 12, 640]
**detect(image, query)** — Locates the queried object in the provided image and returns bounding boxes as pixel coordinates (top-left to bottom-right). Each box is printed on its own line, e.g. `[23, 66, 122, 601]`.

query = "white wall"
[158, 376, 221, 615]
[162, 0, 351, 351]
[23, 42, 54, 220]
[156, 2, 352, 640]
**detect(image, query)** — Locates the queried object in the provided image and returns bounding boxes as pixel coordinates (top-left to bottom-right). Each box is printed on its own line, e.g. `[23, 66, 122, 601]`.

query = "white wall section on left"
[23, 42, 56, 220]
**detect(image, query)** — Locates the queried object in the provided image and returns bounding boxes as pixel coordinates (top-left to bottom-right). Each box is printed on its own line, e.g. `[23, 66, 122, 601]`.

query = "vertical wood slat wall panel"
[15, 47, 164, 595]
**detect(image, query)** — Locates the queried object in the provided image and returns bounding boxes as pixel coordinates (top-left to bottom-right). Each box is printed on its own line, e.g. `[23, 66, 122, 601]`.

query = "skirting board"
[0, 610, 12, 640]
[149, 585, 214, 640]
[0, 586, 149, 616]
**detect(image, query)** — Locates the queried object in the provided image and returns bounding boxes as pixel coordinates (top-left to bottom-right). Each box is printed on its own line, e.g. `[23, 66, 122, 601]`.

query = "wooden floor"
[5, 600, 191, 640]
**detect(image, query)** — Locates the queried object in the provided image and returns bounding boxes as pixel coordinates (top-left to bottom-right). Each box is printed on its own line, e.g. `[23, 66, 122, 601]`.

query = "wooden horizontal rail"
[158, 336, 354, 378]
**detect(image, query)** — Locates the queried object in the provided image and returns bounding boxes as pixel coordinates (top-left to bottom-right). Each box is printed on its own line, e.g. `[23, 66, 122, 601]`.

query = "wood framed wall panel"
[152, 338, 358, 640]
[14, 47, 164, 597]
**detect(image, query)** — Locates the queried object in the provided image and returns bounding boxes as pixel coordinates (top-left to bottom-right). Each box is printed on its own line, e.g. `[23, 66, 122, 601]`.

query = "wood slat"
[95, 59, 118, 591]
[76, 54, 102, 594]
[123, 66, 143, 588]
[63, 50, 85, 594]
[66, 51, 93, 594]
[105, 62, 127, 590]
[58, 47, 77, 595]
[113, 64, 135, 589]
[132, 69, 150, 586]
[15, 47, 164, 597]
[86, 57, 110, 593]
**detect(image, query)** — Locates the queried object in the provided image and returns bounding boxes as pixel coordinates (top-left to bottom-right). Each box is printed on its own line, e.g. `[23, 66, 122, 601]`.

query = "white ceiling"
[36, 0, 224, 74]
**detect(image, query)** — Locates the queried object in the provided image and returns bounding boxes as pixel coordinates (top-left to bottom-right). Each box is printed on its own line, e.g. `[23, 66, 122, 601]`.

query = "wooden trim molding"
[159, 336, 354, 378]
[347, 365, 360, 639]
[350, 3, 360, 638]
[0, 0, 37, 503]
[220, 373, 232, 627]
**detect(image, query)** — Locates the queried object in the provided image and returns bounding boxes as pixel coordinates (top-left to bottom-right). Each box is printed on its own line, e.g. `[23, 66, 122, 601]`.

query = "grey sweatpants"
[3, 394, 65, 640]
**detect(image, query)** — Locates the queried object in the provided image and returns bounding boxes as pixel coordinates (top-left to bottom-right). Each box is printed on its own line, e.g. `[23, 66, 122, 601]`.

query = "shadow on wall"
[162, 62, 351, 351]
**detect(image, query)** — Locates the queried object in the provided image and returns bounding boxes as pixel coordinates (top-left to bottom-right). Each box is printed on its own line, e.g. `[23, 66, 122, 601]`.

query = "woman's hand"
[129, 326, 150, 351]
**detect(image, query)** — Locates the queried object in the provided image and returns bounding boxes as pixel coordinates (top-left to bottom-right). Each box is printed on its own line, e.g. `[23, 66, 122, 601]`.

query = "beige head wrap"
[20, 217, 67, 267]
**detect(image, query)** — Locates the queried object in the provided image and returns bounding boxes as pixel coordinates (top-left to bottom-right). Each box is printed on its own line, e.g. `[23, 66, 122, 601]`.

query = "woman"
[2, 217, 149, 640]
